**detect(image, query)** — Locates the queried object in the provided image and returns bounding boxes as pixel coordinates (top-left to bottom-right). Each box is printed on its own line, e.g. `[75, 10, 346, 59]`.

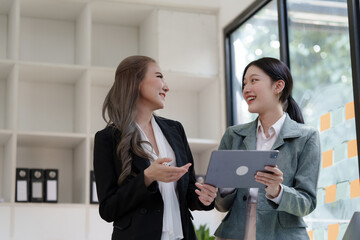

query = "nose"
[242, 83, 250, 94]
[163, 81, 169, 92]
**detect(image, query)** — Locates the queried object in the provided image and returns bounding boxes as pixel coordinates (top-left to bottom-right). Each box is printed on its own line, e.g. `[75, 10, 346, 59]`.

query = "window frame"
[347, 0, 360, 175]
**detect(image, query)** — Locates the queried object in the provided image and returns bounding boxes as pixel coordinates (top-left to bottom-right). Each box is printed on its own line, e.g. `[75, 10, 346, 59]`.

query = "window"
[224, 0, 360, 239]
[287, 0, 358, 237]
[226, 1, 279, 125]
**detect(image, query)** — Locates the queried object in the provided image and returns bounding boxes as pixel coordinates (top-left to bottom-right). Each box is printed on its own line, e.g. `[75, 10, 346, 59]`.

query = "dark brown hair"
[242, 57, 304, 124]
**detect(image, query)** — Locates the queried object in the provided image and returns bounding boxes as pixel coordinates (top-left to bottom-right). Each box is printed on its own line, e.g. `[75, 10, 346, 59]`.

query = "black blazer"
[93, 116, 214, 240]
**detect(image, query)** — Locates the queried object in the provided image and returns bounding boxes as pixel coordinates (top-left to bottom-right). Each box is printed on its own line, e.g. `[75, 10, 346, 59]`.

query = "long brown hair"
[102, 55, 155, 185]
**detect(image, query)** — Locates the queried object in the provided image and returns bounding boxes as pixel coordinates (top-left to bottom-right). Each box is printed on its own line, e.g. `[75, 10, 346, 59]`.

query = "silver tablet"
[204, 150, 279, 188]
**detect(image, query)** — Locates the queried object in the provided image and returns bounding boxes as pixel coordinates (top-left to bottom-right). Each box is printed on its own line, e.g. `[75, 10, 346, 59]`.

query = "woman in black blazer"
[94, 55, 218, 240]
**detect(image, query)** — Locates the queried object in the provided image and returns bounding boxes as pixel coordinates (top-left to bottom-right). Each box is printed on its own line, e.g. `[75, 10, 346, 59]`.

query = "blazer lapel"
[154, 116, 186, 166]
[234, 119, 257, 150]
[272, 114, 302, 150]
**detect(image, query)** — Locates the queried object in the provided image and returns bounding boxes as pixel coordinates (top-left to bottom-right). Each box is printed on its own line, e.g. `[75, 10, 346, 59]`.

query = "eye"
[157, 74, 163, 79]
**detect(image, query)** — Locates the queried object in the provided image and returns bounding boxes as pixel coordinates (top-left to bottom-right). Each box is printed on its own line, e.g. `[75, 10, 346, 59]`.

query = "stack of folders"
[15, 168, 58, 203]
[90, 170, 98, 204]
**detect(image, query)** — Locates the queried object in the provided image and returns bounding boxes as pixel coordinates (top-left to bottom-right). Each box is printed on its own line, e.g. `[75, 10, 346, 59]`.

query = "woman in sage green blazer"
[214, 58, 321, 240]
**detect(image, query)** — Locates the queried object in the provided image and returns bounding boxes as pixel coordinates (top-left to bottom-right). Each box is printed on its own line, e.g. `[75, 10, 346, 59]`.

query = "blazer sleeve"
[176, 121, 214, 211]
[270, 129, 321, 217]
[93, 128, 157, 222]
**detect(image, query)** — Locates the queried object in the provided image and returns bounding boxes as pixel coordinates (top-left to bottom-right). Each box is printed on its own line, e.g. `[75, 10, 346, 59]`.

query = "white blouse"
[137, 116, 184, 240]
[248, 113, 286, 203]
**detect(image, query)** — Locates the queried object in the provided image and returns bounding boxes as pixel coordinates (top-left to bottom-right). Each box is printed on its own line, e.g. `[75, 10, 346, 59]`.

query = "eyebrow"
[244, 73, 262, 80]
[248, 73, 261, 78]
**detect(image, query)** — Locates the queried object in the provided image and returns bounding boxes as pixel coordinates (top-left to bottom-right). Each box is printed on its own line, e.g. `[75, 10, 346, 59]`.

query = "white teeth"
[247, 97, 255, 101]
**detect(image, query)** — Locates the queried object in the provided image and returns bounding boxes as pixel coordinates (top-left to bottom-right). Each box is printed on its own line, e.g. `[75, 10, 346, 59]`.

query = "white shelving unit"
[0, 0, 222, 239]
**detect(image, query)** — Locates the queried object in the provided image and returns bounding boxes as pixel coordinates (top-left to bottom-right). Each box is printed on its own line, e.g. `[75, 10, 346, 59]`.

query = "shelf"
[89, 206, 113, 239]
[0, 1, 12, 16]
[91, 1, 154, 27]
[18, 63, 88, 133]
[0, 64, 11, 129]
[12, 202, 86, 208]
[16, 135, 88, 204]
[0, 60, 14, 78]
[0, 204, 11, 239]
[17, 132, 86, 148]
[89, 136, 218, 154]
[13, 204, 87, 239]
[21, 0, 85, 20]
[188, 138, 218, 153]
[1, 0, 221, 238]
[0, 130, 11, 145]
[156, 9, 218, 76]
[89, 67, 113, 134]
[0, 11, 7, 59]
[18, 62, 86, 84]
[0, 0, 12, 60]
[90, 67, 114, 87]
[20, 0, 87, 65]
[0, 132, 14, 204]
[0, 61, 15, 130]
[90, 2, 153, 68]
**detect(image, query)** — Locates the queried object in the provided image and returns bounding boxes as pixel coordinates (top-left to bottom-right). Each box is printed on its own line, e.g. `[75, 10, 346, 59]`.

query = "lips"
[159, 93, 166, 99]
[245, 95, 256, 104]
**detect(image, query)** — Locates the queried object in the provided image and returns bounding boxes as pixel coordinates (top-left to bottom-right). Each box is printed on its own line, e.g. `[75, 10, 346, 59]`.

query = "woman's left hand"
[255, 165, 283, 198]
[195, 182, 218, 206]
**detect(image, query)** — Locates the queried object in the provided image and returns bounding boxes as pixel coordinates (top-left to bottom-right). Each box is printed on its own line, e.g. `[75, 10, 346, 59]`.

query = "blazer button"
[140, 208, 147, 214]
[243, 195, 247, 201]
[155, 209, 161, 213]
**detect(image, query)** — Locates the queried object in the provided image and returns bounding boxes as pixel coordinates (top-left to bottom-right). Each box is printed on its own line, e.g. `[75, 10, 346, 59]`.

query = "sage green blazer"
[214, 114, 321, 240]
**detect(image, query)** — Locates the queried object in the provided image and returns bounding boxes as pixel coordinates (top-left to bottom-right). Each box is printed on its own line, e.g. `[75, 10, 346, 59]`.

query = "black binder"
[90, 170, 98, 204]
[30, 169, 44, 202]
[44, 169, 58, 203]
[15, 168, 30, 202]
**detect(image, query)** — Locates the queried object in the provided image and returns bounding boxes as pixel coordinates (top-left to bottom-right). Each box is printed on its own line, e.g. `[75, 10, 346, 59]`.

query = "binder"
[44, 169, 58, 203]
[30, 169, 44, 202]
[90, 170, 98, 204]
[15, 168, 30, 202]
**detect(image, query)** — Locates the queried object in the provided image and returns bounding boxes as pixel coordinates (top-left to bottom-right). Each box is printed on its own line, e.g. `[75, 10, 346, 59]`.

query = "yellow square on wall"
[320, 112, 331, 132]
[325, 184, 337, 204]
[328, 223, 339, 240]
[347, 139, 358, 159]
[322, 150, 333, 168]
[350, 179, 360, 199]
[345, 101, 355, 120]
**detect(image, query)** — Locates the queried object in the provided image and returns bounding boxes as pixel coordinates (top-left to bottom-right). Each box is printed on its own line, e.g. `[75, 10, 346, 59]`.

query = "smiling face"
[137, 62, 169, 111]
[242, 65, 282, 115]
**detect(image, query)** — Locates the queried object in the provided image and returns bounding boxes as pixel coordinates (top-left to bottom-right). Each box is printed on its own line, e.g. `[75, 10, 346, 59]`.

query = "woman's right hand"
[144, 158, 191, 186]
